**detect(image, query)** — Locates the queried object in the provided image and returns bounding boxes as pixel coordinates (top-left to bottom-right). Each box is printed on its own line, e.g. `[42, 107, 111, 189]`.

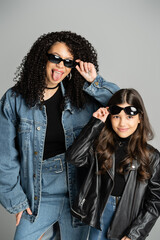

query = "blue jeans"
[14, 153, 89, 240]
[88, 196, 119, 240]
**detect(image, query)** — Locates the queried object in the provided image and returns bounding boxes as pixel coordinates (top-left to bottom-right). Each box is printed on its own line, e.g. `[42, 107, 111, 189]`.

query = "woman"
[0, 31, 119, 240]
[66, 88, 160, 240]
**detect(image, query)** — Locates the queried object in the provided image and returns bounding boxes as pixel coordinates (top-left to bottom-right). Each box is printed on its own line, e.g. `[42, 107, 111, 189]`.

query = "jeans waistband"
[109, 195, 121, 206]
[43, 153, 65, 161]
[42, 153, 66, 173]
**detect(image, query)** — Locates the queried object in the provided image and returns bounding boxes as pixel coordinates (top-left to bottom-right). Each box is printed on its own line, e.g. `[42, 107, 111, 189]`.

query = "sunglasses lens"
[109, 105, 139, 115]
[109, 105, 121, 115]
[125, 106, 138, 115]
[64, 59, 76, 68]
[47, 54, 61, 64]
[47, 54, 76, 68]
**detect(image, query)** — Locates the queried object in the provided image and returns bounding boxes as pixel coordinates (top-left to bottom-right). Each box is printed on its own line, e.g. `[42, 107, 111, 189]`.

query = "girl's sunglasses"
[47, 53, 78, 68]
[108, 105, 140, 116]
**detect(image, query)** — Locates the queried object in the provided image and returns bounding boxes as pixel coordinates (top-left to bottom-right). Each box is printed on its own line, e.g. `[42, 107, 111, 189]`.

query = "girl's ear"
[138, 113, 143, 124]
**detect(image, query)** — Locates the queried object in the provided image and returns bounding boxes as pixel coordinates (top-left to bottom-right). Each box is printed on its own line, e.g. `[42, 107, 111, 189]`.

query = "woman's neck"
[43, 87, 59, 101]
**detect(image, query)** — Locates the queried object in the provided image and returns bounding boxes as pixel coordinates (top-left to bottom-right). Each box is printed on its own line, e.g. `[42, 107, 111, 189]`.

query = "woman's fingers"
[26, 207, 32, 215]
[16, 211, 23, 226]
[79, 60, 85, 72]
[75, 60, 97, 82]
[16, 208, 32, 226]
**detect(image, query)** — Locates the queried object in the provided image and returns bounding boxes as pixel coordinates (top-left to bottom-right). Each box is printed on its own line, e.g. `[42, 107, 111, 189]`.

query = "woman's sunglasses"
[108, 105, 140, 116]
[47, 53, 78, 68]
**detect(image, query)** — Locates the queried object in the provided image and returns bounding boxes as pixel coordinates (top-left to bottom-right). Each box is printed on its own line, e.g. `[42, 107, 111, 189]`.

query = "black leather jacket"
[66, 117, 160, 240]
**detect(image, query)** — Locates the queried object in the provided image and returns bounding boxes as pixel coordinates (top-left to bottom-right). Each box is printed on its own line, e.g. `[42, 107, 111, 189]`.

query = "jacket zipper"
[71, 207, 87, 218]
[80, 198, 86, 206]
[101, 169, 115, 217]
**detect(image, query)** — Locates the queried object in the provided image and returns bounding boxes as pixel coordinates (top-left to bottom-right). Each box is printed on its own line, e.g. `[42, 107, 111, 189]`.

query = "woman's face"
[110, 103, 140, 138]
[45, 42, 73, 87]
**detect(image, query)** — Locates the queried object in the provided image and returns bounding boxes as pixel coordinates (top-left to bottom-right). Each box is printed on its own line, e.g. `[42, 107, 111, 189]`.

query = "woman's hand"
[121, 236, 131, 240]
[16, 207, 32, 226]
[93, 107, 109, 123]
[75, 60, 97, 83]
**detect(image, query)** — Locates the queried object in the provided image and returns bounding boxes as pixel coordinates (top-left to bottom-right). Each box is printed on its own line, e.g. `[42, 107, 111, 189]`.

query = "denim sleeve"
[83, 75, 120, 106]
[0, 92, 29, 214]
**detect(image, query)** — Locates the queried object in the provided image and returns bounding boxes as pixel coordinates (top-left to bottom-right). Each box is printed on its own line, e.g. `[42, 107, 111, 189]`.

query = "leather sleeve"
[66, 117, 105, 167]
[127, 150, 160, 240]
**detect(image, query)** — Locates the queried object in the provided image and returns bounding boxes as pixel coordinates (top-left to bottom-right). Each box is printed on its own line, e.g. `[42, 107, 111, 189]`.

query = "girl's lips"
[118, 128, 129, 132]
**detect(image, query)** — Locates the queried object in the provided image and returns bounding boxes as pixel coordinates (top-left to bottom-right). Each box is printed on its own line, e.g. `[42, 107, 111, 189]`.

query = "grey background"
[0, 0, 159, 239]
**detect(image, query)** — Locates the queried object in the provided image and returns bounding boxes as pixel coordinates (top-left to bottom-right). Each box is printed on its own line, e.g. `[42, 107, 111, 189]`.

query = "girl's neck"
[115, 135, 131, 147]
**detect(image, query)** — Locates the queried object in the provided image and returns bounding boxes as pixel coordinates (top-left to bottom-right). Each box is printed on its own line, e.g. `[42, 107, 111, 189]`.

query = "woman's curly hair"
[95, 88, 154, 181]
[12, 31, 99, 108]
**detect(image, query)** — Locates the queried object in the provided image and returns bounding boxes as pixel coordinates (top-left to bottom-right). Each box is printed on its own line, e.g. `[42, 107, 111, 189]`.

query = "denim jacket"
[0, 75, 119, 225]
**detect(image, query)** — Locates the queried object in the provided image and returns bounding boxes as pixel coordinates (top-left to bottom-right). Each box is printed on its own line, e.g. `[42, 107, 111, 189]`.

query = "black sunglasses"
[47, 53, 78, 68]
[108, 105, 140, 116]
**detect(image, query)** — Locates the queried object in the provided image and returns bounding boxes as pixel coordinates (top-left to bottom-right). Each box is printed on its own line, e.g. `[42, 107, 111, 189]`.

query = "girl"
[66, 88, 160, 240]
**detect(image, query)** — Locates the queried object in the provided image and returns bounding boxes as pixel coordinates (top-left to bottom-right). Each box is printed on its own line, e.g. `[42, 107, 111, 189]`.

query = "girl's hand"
[121, 236, 131, 240]
[16, 207, 32, 226]
[93, 107, 109, 123]
[75, 60, 97, 83]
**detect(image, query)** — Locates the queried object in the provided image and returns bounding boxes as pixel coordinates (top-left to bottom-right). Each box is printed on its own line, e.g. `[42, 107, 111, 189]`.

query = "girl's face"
[45, 42, 73, 87]
[110, 103, 140, 138]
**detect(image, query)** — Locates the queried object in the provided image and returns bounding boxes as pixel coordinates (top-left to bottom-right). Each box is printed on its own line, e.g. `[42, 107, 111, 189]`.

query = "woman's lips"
[52, 69, 64, 81]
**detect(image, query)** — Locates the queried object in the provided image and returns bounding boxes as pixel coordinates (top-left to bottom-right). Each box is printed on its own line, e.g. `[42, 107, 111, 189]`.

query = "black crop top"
[43, 88, 66, 160]
[111, 136, 130, 196]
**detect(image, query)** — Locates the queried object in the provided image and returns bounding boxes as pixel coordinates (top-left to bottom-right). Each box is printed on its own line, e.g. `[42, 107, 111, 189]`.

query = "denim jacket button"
[33, 173, 36, 178]
[34, 151, 38, 155]
[36, 127, 41, 131]
[95, 82, 99, 86]
[34, 196, 38, 200]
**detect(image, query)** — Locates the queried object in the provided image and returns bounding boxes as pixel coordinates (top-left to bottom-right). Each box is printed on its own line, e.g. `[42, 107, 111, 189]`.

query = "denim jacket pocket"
[73, 126, 85, 139]
[17, 119, 32, 178]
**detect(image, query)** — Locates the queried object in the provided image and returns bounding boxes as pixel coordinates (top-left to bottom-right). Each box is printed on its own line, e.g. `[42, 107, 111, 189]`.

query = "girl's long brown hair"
[95, 88, 154, 181]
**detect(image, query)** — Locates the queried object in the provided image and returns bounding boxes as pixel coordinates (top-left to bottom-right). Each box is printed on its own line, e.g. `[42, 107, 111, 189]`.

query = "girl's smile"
[110, 103, 140, 138]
